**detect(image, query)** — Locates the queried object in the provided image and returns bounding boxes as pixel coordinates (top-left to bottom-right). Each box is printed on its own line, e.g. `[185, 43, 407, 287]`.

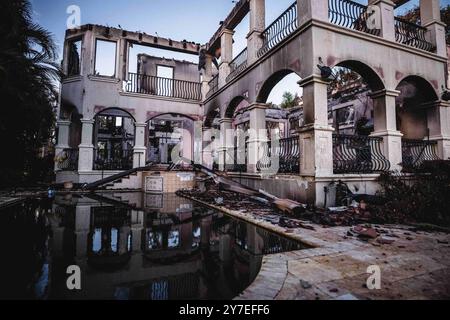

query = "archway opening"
[147, 113, 195, 165]
[395, 76, 441, 170]
[93, 108, 135, 171]
[327, 61, 389, 174]
[396, 76, 438, 140]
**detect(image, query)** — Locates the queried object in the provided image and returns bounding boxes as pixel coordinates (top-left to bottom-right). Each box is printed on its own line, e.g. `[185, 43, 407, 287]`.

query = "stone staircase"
[103, 172, 143, 190]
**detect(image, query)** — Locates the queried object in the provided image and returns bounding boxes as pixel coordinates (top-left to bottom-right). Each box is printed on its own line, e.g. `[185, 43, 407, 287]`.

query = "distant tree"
[400, 5, 450, 45]
[280, 92, 300, 109]
[0, 0, 61, 187]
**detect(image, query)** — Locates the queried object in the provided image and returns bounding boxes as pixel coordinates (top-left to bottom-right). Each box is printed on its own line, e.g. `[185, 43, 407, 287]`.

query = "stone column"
[131, 210, 144, 252]
[420, 0, 447, 57]
[298, 75, 334, 177]
[75, 204, 91, 259]
[201, 54, 213, 100]
[202, 127, 214, 169]
[368, 0, 395, 41]
[426, 101, 450, 160]
[247, 103, 268, 173]
[133, 122, 147, 168]
[369, 89, 403, 171]
[219, 29, 234, 87]
[55, 120, 71, 170]
[218, 118, 233, 171]
[297, 0, 329, 26]
[78, 119, 95, 172]
[247, 0, 265, 64]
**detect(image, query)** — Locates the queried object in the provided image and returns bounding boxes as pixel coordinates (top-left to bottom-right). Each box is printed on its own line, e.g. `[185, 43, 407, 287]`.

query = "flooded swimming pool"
[0, 193, 307, 300]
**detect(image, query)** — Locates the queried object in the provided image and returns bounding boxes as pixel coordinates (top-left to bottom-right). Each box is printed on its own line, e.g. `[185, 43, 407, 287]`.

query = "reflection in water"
[0, 193, 307, 300]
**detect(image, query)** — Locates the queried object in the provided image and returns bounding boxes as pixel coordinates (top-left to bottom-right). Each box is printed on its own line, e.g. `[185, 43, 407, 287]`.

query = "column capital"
[219, 118, 233, 124]
[57, 120, 71, 126]
[369, 89, 401, 99]
[297, 74, 330, 87]
[135, 122, 147, 128]
[422, 20, 447, 28]
[81, 118, 95, 125]
[247, 102, 270, 111]
[220, 28, 235, 37]
[420, 100, 450, 109]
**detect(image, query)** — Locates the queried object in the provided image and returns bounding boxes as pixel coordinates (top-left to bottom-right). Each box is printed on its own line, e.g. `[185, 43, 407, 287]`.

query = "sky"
[31, 0, 441, 105]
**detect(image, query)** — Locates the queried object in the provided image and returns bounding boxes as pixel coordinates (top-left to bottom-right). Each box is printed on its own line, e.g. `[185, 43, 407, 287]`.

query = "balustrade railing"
[402, 139, 440, 172]
[333, 134, 390, 174]
[206, 74, 219, 99]
[126, 73, 202, 101]
[226, 143, 248, 173]
[94, 149, 134, 171]
[328, 0, 380, 36]
[257, 2, 298, 58]
[226, 48, 248, 82]
[56, 148, 79, 171]
[257, 137, 300, 174]
[394, 18, 435, 52]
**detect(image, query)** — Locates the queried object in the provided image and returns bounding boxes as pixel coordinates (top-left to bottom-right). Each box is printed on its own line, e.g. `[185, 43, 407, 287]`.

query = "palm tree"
[0, 0, 61, 187]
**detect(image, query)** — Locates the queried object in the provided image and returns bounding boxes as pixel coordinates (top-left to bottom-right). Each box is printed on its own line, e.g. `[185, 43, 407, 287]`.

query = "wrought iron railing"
[394, 17, 435, 52]
[226, 143, 248, 173]
[56, 148, 79, 171]
[333, 134, 390, 174]
[402, 139, 440, 171]
[226, 48, 248, 82]
[257, 137, 300, 174]
[94, 149, 134, 171]
[257, 2, 298, 58]
[126, 73, 202, 101]
[206, 74, 219, 99]
[328, 0, 380, 36]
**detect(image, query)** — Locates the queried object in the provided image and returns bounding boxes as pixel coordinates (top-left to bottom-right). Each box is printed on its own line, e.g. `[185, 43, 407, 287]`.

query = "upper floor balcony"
[202, 0, 445, 101]
[61, 24, 203, 108]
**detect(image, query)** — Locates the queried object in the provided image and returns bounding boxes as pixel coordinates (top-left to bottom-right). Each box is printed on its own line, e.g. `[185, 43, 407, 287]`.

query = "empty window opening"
[95, 39, 117, 77]
[157, 65, 174, 79]
[67, 39, 82, 76]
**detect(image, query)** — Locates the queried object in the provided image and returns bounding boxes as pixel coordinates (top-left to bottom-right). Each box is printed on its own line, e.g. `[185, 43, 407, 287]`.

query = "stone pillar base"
[299, 124, 334, 177]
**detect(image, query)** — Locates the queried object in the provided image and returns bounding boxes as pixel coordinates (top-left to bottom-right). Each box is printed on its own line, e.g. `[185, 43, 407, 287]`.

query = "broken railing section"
[402, 139, 441, 172]
[332, 134, 390, 174]
[126, 73, 202, 101]
[180, 158, 307, 216]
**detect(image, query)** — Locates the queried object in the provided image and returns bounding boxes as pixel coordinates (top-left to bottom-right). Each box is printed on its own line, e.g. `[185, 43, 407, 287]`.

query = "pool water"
[0, 193, 306, 300]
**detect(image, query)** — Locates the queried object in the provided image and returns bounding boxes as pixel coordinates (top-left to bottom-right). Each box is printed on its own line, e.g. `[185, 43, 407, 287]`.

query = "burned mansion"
[55, 0, 449, 207]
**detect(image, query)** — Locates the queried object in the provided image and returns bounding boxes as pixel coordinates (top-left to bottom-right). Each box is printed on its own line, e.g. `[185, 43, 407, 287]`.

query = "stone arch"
[93, 107, 136, 170]
[204, 108, 220, 128]
[147, 112, 197, 123]
[224, 96, 249, 118]
[333, 60, 385, 92]
[94, 107, 137, 122]
[395, 75, 439, 140]
[146, 113, 196, 164]
[256, 69, 301, 103]
[395, 75, 439, 104]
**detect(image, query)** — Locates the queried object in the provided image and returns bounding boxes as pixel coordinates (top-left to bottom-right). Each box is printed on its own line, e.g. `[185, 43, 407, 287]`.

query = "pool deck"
[183, 196, 450, 300]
